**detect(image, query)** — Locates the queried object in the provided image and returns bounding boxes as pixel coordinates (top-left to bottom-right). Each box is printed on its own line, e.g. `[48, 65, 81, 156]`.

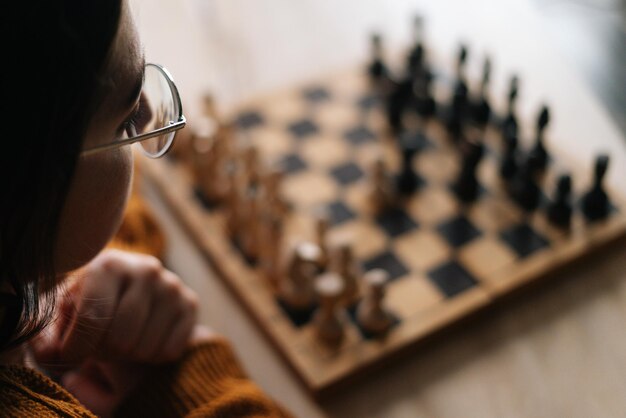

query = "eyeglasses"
[82, 63, 186, 158]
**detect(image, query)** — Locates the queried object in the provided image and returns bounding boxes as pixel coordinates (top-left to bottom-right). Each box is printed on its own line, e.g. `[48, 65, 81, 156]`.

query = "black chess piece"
[581, 154, 611, 221]
[368, 33, 389, 82]
[471, 57, 491, 125]
[452, 139, 484, 203]
[501, 75, 519, 139]
[396, 133, 422, 195]
[386, 78, 413, 134]
[500, 133, 518, 181]
[454, 44, 468, 92]
[445, 81, 468, 140]
[414, 70, 436, 118]
[547, 174, 573, 228]
[529, 105, 550, 173]
[511, 155, 541, 212]
[407, 15, 425, 78]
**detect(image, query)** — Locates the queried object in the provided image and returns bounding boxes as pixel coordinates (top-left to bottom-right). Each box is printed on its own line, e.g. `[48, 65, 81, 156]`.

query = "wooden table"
[131, 0, 626, 416]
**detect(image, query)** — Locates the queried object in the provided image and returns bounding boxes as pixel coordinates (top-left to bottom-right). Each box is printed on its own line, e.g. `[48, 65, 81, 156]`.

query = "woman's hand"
[33, 248, 200, 369]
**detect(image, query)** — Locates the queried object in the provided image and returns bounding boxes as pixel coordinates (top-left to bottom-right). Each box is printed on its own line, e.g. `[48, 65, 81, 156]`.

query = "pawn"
[312, 272, 346, 347]
[332, 243, 360, 305]
[502, 75, 519, 139]
[395, 134, 422, 196]
[547, 174, 573, 228]
[452, 139, 484, 203]
[314, 210, 330, 271]
[445, 81, 469, 140]
[370, 157, 395, 213]
[500, 134, 519, 182]
[368, 33, 389, 85]
[414, 70, 436, 118]
[260, 215, 284, 287]
[472, 57, 492, 126]
[510, 155, 541, 212]
[356, 269, 394, 336]
[264, 168, 290, 217]
[280, 242, 321, 310]
[581, 154, 611, 221]
[406, 15, 425, 78]
[529, 105, 550, 173]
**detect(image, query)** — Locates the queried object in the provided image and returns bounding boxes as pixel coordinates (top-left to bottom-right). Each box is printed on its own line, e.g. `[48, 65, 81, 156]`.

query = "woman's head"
[1, 0, 143, 349]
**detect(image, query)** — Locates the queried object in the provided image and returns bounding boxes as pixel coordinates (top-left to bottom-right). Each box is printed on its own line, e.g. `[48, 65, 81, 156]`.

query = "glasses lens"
[138, 64, 181, 157]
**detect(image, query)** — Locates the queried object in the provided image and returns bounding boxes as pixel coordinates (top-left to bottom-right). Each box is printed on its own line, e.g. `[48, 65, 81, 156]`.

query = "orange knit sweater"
[0, 339, 292, 417]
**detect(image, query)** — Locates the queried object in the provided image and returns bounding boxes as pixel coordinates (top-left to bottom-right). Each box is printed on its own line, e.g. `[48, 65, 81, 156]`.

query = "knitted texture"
[0, 340, 291, 418]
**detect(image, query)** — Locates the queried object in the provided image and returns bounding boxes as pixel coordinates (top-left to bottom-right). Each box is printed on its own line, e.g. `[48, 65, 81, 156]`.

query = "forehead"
[98, 4, 143, 116]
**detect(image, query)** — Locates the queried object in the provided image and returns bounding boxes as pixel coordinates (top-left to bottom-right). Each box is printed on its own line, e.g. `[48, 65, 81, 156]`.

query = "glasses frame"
[82, 63, 186, 158]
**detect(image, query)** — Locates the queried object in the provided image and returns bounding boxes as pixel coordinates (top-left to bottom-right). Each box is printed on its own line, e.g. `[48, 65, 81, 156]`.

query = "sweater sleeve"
[114, 338, 293, 418]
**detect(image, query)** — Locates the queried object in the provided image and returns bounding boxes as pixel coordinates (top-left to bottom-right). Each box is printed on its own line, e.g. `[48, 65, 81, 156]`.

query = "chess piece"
[356, 269, 394, 336]
[414, 70, 436, 118]
[502, 75, 519, 139]
[510, 155, 541, 212]
[240, 189, 261, 262]
[581, 154, 611, 221]
[406, 15, 425, 78]
[260, 215, 284, 287]
[280, 242, 321, 310]
[225, 163, 243, 237]
[370, 157, 395, 213]
[528, 105, 550, 173]
[452, 139, 484, 203]
[312, 272, 346, 347]
[190, 117, 218, 201]
[500, 134, 518, 181]
[395, 134, 422, 196]
[446, 47, 469, 140]
[471, 56, 491, 125]
[386, 78, 413, 134]
[332, 243, 360, 305]
[243, 144, 261, 190]
[368, 33, 389, 85]
[547, 174, 573, 228]
[264, 167, 290, 218]
[314, 210, 330, 271]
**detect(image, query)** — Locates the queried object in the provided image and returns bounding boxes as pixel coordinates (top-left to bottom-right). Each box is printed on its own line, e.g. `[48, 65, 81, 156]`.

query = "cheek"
[54, 148, 133, 273]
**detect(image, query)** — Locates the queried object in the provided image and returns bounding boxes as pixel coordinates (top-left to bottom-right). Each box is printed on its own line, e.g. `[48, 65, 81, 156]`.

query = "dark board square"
[326, 201, 357, 226]
[428, 261, 477, 298]
[437, 215, 482, 248]
[344, 125, 377, 145]
[288, 119, 319, 139]
[236, 111, 264, 129]
[376, 208, 418, 238]
[500, 223, 550, 258]
[330, 162, 364, 186]
[399, 130, 432, 151]
[279, 154, 308, 174]
[303, 86, 331, 103]
[362, 251, 409, 281]
[276, 299, 316, 328]
[346, 304, 400, 340]
[357, 94, 379, 111]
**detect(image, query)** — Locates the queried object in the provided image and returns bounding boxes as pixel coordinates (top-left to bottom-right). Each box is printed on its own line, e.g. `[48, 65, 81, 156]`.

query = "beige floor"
[133, 0, 626, 416]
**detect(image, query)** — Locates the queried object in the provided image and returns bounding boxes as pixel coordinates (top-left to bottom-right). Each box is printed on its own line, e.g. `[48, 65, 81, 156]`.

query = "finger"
[132, 271, 187, 362]
[58, 270, 123, 366]
[155, 296, 196, 362]
[103, 277, 152, 358]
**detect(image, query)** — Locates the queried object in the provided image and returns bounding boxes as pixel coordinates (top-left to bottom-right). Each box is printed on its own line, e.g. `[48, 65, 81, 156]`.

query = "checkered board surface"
[144, 65, 626, 398]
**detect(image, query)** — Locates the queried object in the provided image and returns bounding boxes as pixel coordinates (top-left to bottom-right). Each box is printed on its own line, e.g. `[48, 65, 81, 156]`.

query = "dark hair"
[0, 1, 122, 350]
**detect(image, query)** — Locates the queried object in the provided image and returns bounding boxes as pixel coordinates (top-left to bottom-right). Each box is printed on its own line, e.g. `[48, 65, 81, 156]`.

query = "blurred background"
[127, 1, 626, 417]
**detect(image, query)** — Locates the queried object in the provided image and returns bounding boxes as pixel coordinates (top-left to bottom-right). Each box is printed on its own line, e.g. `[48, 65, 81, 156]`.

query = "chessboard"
[142, 28, 626, 398]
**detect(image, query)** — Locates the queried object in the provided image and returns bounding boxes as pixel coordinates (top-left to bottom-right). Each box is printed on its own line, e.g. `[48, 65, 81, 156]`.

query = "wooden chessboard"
[142, 58, 626, 399]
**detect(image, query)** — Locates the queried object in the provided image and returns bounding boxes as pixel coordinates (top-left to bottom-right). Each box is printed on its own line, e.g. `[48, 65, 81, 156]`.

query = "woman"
[0, 1, 290, 416]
